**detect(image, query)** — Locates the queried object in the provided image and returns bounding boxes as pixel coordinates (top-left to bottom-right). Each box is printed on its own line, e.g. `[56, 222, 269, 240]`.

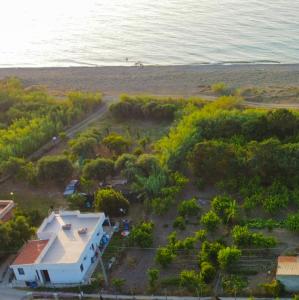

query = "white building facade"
[10, 211, 111, 285]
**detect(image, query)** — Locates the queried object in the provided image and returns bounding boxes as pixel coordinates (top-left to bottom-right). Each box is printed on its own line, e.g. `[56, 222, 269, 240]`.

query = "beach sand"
[0, 64, 298, 98]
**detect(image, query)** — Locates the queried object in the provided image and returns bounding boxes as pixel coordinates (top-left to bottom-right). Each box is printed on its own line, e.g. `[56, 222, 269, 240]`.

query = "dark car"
[63, 179, 79, 197]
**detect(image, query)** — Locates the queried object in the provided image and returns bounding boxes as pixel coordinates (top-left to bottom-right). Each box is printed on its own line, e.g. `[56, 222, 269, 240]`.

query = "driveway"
[0, 286, 28, 300]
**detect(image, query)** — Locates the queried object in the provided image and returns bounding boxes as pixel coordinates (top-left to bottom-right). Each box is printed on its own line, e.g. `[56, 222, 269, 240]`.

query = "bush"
[37, 155, 73, 182]
[232, 225, 276, 248]
[179, 270, 201, 292]
[114, 153, 137, 172]
[199, 241, 224, 264]
[67, 193, 86, 210]
[261, 280, 283, 297]
[217, 247, 241, 271]
[200, 210, 221, 231]
[222, 275, 248, 296]
[82, 158, 114, 181]
[285, 213, 299, 232]
[173, 216, 186, 230]
[155, 247, 175, 267]
[211, 82, 231, 95]
[69, 136, 97, 159]
[111, 278, 125, 292]
[178, 198, 201, 217]
[211, 195, 238, 224]
[130, 222, 154, 248]
[194, 230, 207, 242]
[147, 268, 160, 289]
[94, 188, 129, 216]
[200, 262, 216, 283]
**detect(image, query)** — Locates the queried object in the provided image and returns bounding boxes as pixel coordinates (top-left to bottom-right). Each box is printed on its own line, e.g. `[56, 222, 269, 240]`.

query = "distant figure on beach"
[134, 61, 144, 68]
[125, 57, 129, 62]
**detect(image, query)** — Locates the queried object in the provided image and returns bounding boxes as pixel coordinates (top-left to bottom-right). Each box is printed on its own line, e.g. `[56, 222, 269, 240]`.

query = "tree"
[217, 247, 241, 271]
[82, 158, 114, 182]
[178, 198, 201, 217]
[147, 268, 160, 289]
[194, 230, 207, 242]
[94, 188, 129, 216]
[130, 222, 154, 248]
[200, 261, 216, 283]
[37, 155, 73, 182]
[155, 247, 175, 267]
[200, 210, 221, 231]
[69, 136, 97, 159]
[102, 133, 130, 154]
[7, 216, 35, 249]
[67, 193, 86, 210]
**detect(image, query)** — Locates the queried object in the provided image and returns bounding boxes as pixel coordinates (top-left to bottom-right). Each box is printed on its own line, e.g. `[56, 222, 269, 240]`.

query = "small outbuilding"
[0, 200, 15, 222]
[276, 256, 299, 292]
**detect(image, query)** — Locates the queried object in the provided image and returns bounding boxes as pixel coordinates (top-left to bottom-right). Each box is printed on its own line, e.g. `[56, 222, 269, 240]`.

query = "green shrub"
[173, 216, 186, 230]
[261, 280, 283, 297]
[285, 213, 299, 232]
[178, 198, 201, 217]
[37, 155, 73, 182]
[217, 247, 241, 270]
[147, 268, 160, 289]
[130, 222, 154, 248]
[200, 210, 221, 231]
[155, 247, 175, 268]
[82, 158, 114, 181]
[200, 262, 216, 283]
[94, 188, 129, 216]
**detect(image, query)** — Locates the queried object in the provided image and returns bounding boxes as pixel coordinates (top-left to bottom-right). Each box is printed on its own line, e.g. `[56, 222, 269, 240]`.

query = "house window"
[18, 268, 25, 275]
[80, 264, 84, 272]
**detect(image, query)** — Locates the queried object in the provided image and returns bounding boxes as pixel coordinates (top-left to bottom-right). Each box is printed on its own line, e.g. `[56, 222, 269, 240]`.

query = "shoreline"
[0, 64, 298, 97]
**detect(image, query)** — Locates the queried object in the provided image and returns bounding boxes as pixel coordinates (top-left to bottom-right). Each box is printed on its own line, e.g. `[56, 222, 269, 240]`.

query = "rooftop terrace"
[13, 211, 106, 266]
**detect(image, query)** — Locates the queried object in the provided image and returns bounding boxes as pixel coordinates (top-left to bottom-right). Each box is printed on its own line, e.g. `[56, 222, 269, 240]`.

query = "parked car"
[63, 180, 80, 197]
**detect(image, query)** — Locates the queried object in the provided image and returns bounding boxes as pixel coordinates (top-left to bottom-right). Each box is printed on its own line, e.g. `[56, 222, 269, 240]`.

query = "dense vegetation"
[3, 85, 299, 297]
[0, 77, 102, 173]
[157, 98, 299, 217]
[110, 94, 205, 120]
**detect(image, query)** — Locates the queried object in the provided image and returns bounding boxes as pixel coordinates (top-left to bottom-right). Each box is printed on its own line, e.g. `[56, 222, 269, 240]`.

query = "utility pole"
[99, 253, 108, 286]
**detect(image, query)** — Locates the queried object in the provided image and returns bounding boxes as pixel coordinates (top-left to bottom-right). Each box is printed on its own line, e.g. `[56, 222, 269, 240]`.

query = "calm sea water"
[0, 0, 298, 67]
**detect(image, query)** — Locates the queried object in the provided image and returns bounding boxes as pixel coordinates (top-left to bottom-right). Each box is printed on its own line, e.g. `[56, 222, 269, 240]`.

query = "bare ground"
[0, 64, 298, 100]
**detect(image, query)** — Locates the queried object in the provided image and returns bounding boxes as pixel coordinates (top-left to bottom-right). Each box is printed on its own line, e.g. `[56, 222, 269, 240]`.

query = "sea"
[0, 0, 298, 67]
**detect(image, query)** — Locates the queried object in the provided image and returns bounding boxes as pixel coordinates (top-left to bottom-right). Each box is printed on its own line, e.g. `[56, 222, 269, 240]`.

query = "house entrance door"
[41, 270, 51, 283]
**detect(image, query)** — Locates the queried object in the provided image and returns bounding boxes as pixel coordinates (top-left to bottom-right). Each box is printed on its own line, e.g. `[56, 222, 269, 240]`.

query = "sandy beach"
[0, 64, 298, 97]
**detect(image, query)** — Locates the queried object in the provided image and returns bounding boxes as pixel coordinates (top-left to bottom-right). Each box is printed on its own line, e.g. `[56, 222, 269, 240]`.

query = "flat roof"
[12, 240, 49, 265]
[38, 212, 105, 264]
[277, 256, 299, 276]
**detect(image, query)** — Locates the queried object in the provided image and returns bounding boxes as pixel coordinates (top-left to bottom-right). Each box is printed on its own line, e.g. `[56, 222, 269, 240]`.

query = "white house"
[10, 210, 112, 285]
[276, 256, 299, 292]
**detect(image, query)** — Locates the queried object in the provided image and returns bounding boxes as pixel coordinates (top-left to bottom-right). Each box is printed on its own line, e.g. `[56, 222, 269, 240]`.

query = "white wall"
[12, 213, 107, 284]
